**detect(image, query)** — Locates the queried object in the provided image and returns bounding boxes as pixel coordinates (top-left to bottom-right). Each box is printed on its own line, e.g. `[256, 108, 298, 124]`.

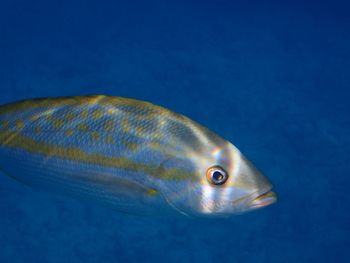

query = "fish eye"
[206, 166, 228, 185]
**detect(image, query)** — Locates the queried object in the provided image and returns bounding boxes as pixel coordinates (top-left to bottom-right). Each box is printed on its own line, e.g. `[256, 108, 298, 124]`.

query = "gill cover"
[157, 157, 202, 216]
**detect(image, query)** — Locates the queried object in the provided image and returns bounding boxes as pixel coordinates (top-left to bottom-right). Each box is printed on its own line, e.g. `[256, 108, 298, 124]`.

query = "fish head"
[158, 142, 277, 217]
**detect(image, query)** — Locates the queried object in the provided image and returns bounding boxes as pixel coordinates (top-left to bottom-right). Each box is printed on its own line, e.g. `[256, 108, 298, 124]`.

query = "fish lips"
[249, 190, 277, 209]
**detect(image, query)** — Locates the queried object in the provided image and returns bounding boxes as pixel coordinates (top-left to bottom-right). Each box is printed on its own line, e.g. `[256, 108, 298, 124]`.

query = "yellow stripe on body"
[0, 130, 196, 181]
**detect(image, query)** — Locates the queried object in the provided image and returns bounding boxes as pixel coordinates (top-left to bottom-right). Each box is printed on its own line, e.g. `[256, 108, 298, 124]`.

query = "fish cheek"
[156, 157, 200, 215]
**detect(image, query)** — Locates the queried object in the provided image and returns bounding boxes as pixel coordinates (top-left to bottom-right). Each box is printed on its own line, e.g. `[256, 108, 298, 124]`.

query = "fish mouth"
[250, 191, 277, 209]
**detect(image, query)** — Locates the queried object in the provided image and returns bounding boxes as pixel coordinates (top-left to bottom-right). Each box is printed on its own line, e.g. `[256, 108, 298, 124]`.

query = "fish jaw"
[249, 191, 277, 209]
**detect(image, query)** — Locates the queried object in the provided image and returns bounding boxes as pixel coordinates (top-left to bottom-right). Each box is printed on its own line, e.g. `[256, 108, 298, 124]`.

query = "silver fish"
[0, 95, 276, 217]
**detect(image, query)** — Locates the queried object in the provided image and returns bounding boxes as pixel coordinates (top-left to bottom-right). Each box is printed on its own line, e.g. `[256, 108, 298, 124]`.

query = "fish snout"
[236, 156, 277, 210]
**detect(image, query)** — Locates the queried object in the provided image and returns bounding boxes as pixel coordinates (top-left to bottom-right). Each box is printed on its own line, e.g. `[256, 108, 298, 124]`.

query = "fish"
[0, 95, 276, 217]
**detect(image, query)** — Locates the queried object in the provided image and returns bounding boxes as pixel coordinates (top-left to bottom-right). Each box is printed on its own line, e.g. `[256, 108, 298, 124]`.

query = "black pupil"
[213, 171, 224, 182]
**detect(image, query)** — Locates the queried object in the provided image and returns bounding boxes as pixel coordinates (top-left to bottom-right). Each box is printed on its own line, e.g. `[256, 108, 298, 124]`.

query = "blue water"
[0, 0, 349, 262]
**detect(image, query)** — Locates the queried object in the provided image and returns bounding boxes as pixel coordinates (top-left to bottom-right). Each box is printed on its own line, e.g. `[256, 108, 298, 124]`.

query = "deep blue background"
[0, 0, 349, 262]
